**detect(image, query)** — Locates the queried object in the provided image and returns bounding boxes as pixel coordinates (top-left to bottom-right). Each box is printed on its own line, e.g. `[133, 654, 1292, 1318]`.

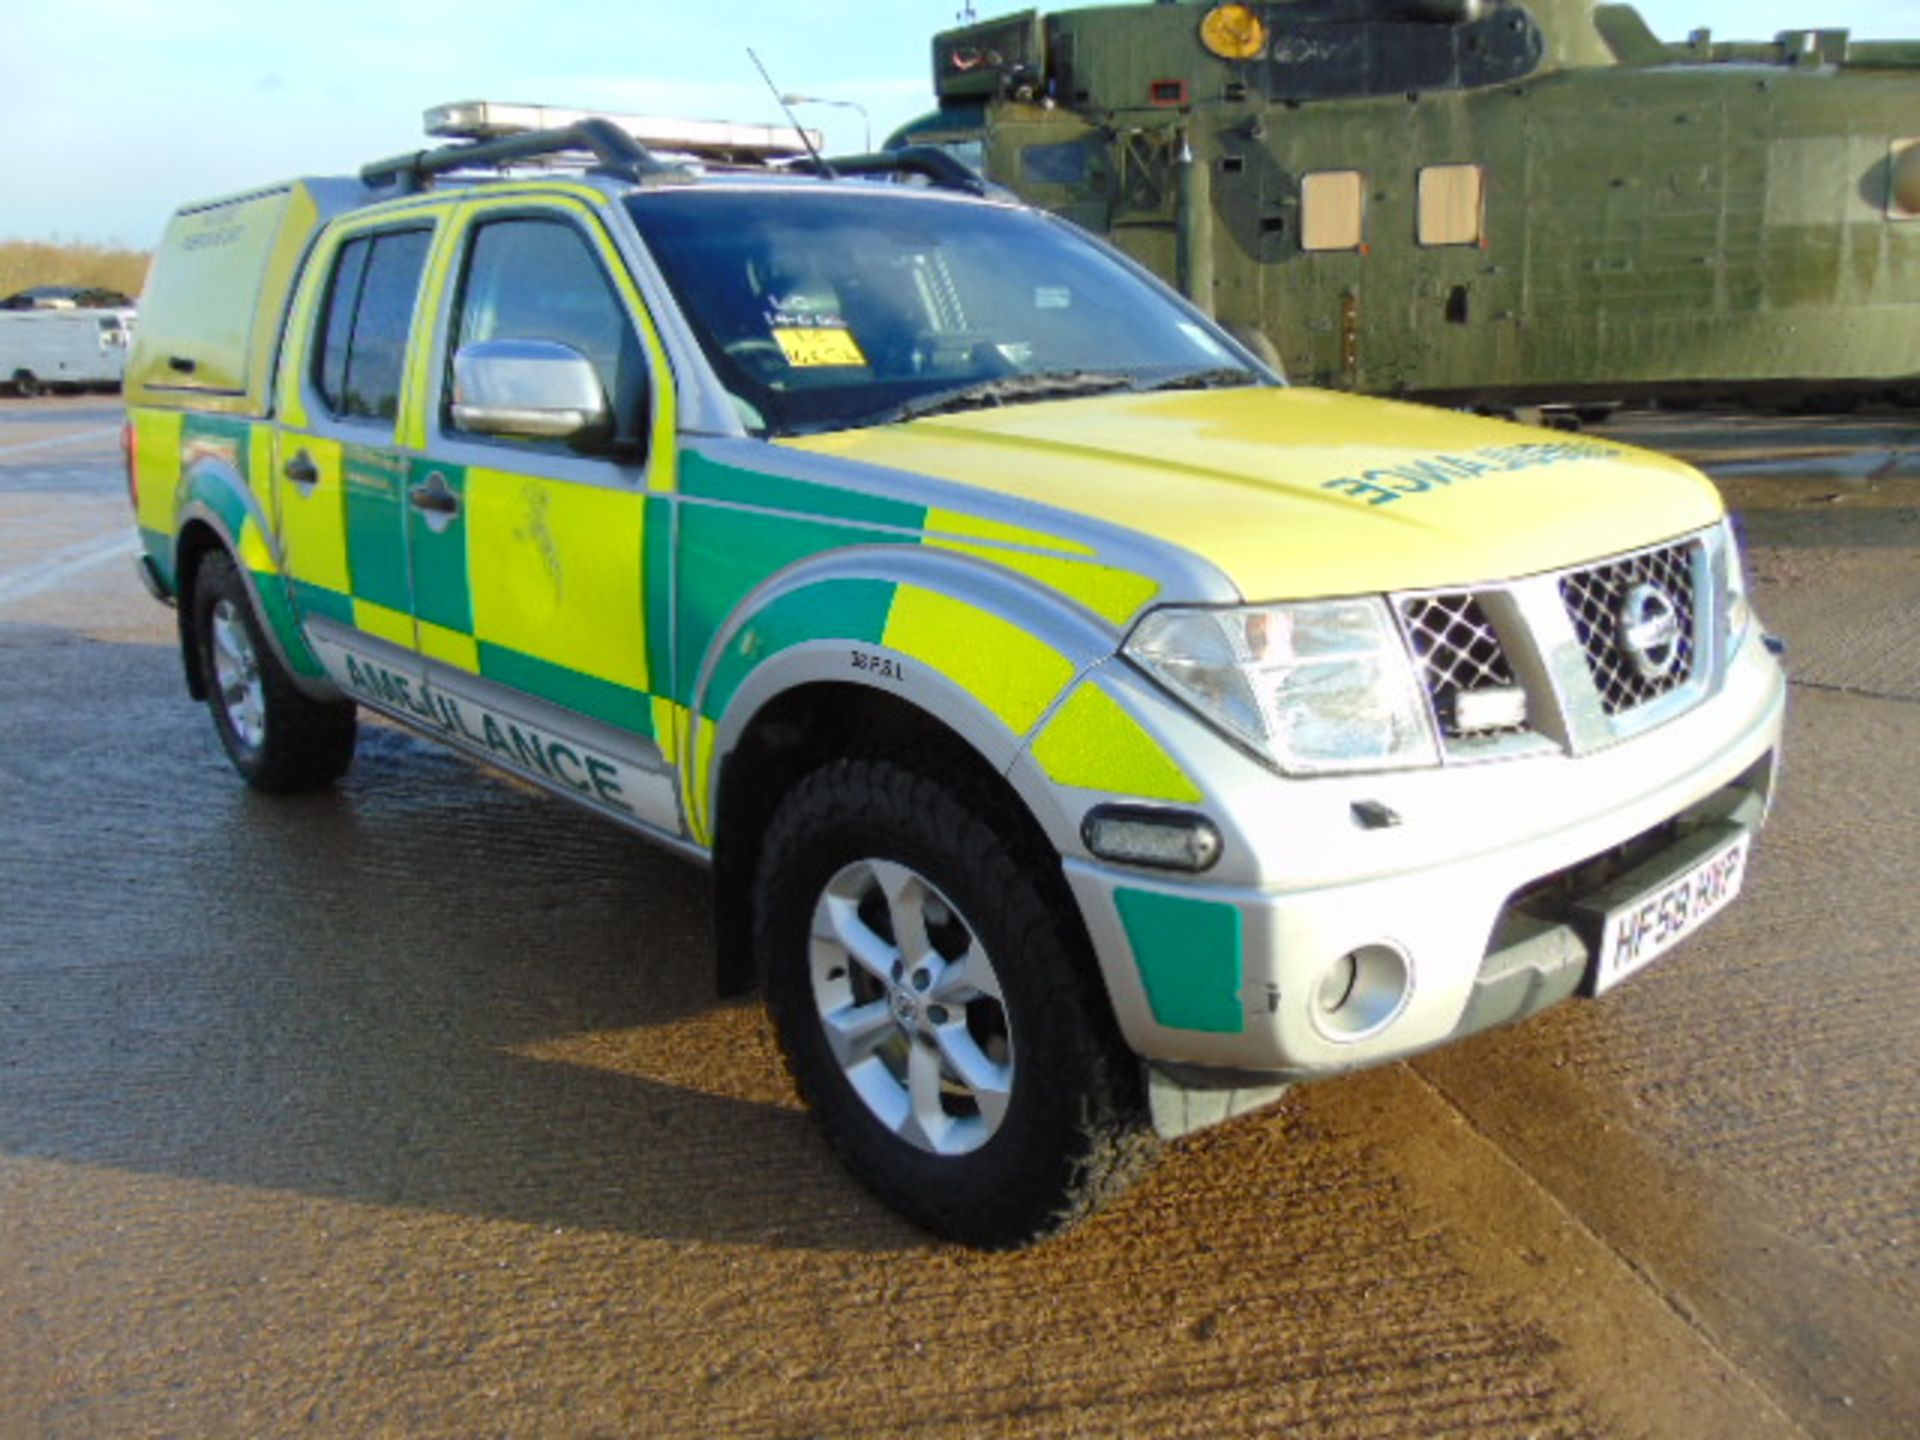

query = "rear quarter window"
[312, 228, 432, 422]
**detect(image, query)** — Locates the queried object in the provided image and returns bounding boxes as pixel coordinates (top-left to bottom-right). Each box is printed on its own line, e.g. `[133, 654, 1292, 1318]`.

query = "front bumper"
[1058, 630, 1786, 1080]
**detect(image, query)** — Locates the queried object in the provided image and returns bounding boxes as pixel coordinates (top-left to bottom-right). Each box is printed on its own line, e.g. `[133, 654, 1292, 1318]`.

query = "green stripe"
[140, 526, 175, 592]
[184, 470, 249, 543]
[703, 578, 897, 719]
[1114, 888, 1245, 1034]
[644, 494, 675, 702]
[477, 642, 654, 736]
[250, 570, 327, 678]
[290, 578, 355, 628]
[680, 452, 927, 532]
[404, 459, 472, 634]
[343, 446, 411, 613]
[677, 502, 916, 712]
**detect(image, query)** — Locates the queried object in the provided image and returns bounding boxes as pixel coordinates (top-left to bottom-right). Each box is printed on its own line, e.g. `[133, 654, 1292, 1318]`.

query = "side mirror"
[450, 338, 612, 447]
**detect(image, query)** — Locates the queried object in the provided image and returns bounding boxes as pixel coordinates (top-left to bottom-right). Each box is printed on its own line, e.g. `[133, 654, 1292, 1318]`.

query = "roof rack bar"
[803, 146, 990, 196]
[361, 117, 685, 192]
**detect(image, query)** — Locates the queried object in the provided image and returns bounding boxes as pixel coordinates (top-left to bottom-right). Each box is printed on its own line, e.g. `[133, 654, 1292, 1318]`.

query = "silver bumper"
[1062, 631, 1786, 1080]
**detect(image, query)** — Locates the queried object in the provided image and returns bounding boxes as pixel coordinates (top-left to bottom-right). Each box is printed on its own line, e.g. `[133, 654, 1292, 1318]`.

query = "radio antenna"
[748, 48, 837, 179]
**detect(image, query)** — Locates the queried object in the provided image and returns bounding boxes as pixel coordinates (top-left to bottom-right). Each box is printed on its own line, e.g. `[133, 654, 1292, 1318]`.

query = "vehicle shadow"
[0, 624, 924, 1253]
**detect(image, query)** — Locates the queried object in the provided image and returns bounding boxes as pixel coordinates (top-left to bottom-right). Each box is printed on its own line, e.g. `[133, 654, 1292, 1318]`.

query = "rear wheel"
[11, 369, 41, 399]
[757, 756, 1155, 1247]
[192, 550, 356, 792]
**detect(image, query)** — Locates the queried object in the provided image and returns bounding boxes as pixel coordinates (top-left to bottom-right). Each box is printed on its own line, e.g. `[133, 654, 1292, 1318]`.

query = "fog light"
[1313, 944, 1411, 1040]
[1083, 806, 1223, 872]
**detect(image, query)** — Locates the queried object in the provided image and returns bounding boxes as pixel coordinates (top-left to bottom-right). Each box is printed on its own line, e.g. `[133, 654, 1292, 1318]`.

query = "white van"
[1, 308, 135, 396]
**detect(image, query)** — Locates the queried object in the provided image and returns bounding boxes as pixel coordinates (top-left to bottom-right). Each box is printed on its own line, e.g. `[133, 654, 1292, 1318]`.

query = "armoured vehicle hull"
[899, 1, 1920, 405]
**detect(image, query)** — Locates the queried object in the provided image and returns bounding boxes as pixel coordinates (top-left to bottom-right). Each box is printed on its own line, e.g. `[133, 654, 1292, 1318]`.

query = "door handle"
[407, 473, 460, 518]
[284, 451, 319, 487]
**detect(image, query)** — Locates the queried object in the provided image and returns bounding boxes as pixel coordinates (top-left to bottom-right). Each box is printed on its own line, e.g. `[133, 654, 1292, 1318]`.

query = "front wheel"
[757, 756, 1155, 1247]
[11, 369, 41, 399]
[191, 550, 356, 792]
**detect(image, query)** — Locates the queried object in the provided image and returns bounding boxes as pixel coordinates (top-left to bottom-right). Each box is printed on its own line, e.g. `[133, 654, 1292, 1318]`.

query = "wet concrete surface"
[1, 395, 1915, 1437]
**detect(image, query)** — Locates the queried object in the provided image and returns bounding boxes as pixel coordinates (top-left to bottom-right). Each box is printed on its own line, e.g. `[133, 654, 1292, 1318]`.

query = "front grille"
[1400, 593, 1526, 740]
[1558, 540, 1699, 715]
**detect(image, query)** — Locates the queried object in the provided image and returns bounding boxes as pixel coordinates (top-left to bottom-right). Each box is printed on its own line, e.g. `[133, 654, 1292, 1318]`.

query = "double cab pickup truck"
[124, 102, 1784, 1246]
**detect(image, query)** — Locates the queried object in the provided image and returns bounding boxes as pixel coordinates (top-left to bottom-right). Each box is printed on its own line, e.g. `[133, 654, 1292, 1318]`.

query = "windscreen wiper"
[1133, 366, 1264, 393]
[884, 370, 1136, 423]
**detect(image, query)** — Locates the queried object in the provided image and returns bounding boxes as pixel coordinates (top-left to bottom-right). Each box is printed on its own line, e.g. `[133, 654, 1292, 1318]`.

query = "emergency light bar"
[424, 100, 822, 162]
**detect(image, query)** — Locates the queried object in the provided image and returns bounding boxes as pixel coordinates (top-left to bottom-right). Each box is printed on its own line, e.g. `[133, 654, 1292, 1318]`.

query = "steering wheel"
[722, 338, 790, 379]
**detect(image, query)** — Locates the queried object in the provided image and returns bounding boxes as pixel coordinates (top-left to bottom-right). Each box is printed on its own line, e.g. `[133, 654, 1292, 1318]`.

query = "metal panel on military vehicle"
[896, 0, 1920, 408]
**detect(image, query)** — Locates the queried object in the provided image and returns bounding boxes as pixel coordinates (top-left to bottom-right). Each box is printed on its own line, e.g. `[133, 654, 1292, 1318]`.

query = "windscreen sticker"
[1319, 440, 1624, 507]
[771, 324, 869, 368]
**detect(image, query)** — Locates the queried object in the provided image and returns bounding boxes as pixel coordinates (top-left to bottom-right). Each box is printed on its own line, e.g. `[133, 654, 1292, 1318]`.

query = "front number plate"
[1594, 832, 1750, 993]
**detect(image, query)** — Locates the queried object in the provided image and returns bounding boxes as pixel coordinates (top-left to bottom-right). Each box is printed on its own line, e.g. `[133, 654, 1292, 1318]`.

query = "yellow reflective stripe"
[452, 180, 608, 209]
[237, 516, 279, 576]
[399, 225, 462, 451]
[883, 587, 1074, 735]
[1031, 682, 1203, 804]
[275, 258, 317, 430]
[687, 715, 718, 845]
[353, 598, 413, 648]
[247, 425, 275, 512]
[651, 697, 687, 768]
[924, 508, 1095, 556]
[924, 536, 1159, 627]
[419, 622, 480, 673]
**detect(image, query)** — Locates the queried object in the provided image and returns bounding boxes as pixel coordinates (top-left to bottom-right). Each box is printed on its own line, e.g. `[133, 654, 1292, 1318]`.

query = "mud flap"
[1146, 1064, 1289, 1141]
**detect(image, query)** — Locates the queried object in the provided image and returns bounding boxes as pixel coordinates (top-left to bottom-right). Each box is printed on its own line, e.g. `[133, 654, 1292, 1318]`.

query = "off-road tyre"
[192, 549, 356, 792]
[757, 755, 1157, 1248]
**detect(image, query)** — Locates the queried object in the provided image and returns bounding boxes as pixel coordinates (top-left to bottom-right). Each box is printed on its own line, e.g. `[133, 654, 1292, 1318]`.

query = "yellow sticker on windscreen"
[773, 326, 868, 368]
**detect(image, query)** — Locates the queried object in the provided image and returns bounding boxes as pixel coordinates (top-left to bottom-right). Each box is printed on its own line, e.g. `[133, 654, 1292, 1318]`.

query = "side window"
[312, 228, 432, 421]
[1300, 170, 1367, 253]
[1417, 164, 1486, 247]
[314, 237, 369, 411]
[449, 216, 646, 449]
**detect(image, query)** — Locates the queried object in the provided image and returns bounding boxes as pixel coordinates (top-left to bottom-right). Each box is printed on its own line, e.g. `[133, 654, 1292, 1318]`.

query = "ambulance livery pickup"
[125, 105, 1784, 1247]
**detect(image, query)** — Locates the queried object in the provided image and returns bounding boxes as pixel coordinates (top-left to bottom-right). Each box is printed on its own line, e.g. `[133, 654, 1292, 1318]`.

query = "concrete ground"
[1, 396, 1914, 1438]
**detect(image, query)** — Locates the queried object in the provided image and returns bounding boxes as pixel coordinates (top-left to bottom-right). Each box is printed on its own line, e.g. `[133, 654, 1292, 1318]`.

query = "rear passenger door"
[273, 216, 438, 706]
[399, 199, 680, 833]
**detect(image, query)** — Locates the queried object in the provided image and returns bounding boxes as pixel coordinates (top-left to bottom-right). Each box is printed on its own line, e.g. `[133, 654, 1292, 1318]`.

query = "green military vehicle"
[894, 0, 1920, 407]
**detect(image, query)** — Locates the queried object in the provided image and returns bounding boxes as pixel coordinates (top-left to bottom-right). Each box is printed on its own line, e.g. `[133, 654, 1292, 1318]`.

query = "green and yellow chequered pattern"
[132, 420, 1200, 845]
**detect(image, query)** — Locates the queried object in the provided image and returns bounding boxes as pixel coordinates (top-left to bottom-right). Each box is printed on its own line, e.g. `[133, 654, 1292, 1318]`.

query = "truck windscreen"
[625, 187, 1260, 436]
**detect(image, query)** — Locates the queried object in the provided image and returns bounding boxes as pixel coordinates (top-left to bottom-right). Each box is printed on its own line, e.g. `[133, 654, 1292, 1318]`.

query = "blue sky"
[4, 0, 1917, 248]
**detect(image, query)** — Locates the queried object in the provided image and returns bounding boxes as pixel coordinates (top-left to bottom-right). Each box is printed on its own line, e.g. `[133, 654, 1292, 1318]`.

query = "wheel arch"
[689, 546, 1173, 1011]
[709, 678, 1102, 1009]
[173, 458, 339, 705]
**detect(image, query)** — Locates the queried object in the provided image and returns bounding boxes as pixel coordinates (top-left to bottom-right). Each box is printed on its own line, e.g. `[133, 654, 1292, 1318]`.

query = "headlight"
[1125, 598, 1440, 775]
[1720, 518, 1754, 654]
